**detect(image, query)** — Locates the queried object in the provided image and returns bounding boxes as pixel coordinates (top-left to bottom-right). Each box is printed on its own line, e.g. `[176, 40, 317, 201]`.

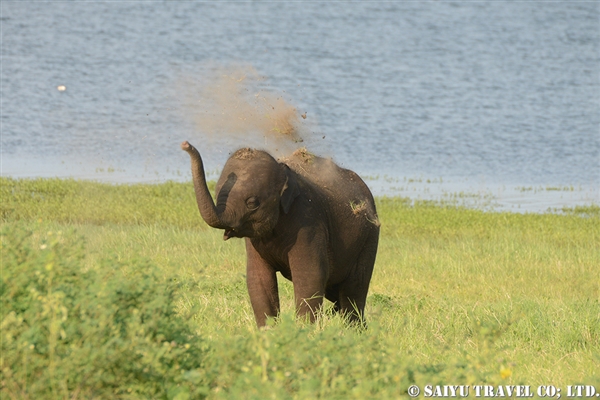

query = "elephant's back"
[281, 149, 380, 230]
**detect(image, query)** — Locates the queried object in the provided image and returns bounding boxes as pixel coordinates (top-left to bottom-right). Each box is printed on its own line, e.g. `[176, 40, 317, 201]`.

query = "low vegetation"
[1, 177, 598, 399]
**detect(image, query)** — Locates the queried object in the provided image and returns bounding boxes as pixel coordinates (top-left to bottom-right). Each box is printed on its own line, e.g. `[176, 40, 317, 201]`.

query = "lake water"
[2, 2, 598, 212]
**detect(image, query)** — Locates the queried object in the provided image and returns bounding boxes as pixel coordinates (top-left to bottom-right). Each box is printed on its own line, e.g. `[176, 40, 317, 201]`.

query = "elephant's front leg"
[288, 230, 328, 323]
[245, 240, 280, 327]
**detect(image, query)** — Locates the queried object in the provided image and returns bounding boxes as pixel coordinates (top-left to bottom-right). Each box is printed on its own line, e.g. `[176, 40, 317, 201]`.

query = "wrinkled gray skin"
[181, 141, 380, 327]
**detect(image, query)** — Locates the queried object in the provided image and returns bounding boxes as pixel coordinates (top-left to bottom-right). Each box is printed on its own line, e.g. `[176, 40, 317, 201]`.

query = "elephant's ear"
[280, 165, 300, 214]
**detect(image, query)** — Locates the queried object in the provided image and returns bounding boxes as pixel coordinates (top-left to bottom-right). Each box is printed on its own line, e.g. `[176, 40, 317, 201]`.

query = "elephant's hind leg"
[338, 230, 379, 325]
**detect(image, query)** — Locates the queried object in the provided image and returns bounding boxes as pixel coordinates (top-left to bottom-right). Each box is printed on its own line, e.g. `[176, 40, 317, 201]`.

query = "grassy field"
[1, 177, 599, 399]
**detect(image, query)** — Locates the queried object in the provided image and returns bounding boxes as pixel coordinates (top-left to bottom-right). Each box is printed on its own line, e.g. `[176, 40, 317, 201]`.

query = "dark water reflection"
[2, 2, 598, 211]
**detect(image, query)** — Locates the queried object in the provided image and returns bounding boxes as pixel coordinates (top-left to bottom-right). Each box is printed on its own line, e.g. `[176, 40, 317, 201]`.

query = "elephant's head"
[181, 141, 299, 240]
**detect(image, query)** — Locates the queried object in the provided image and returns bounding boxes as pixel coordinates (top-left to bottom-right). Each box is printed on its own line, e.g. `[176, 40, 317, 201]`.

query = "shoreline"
[2, 174, 598, 215]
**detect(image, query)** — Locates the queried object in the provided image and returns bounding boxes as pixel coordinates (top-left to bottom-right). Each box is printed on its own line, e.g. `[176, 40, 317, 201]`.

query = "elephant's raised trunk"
[181, 141, 228, 229]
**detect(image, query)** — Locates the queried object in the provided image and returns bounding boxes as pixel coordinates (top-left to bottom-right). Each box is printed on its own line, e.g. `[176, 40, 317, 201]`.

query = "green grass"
[1, 177, 599, 399]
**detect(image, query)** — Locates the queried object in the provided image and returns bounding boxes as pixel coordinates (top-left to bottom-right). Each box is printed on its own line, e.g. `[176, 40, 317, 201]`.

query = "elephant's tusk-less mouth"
[223, 229, 235, 241]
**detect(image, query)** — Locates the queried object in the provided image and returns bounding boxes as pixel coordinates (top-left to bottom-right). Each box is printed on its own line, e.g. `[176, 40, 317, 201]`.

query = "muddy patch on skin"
[368, 216, 381, 227]
[350, 200, 368, 215]
[292, 147, 315, 163]
[233, 148, 257, 160]
[350, 199, 380, 226]
[279, 147, 315, 165]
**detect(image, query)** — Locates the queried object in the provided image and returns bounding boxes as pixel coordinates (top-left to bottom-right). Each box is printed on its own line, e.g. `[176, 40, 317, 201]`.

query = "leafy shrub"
[1, 224, 207, 399]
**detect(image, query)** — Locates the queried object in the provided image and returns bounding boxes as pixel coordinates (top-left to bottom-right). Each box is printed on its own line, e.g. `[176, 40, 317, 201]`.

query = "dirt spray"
[179, 63, 317, 157]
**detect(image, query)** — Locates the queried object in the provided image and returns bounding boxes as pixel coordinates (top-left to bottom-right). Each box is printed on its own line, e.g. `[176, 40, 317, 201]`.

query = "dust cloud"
[180, 64, 315, 156]
[178, 64, 375, 222]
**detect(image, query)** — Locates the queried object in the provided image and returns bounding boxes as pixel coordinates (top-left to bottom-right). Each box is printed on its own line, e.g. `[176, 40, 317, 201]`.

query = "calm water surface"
[2, 2, 599, 211]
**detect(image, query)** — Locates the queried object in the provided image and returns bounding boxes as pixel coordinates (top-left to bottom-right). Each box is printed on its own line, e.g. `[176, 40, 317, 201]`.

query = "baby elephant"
[181, 141, 379, 327]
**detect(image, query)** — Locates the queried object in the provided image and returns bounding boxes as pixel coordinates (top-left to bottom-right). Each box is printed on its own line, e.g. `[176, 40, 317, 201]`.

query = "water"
[2, 2, 599, 212]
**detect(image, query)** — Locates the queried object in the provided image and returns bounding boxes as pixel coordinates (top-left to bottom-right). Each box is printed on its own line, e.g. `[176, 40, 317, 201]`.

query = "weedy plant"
[1, 225, 208, 399]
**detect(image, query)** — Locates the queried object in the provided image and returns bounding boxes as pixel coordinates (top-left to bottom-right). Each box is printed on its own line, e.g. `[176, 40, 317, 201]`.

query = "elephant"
[181, 141, 380, 327]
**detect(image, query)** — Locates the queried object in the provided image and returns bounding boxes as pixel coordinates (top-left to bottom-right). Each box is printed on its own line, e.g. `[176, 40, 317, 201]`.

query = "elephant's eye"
[246, 196, 260, 210]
